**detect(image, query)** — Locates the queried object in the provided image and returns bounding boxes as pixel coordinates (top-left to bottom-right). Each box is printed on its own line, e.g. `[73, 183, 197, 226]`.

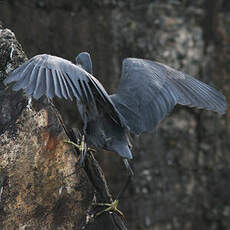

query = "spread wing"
[4, 54, 125, 126]
[110, 58, 227, 134]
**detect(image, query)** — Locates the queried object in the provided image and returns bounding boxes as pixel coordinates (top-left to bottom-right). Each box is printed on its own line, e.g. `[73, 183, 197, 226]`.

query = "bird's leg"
[64, 135, 86, 163]
[64, 135, 96, 164]
[93, 199, 124, 217]
[79, 135, 87, 165]
[64, 137, 96, 153]
[93, 159, 133, 218]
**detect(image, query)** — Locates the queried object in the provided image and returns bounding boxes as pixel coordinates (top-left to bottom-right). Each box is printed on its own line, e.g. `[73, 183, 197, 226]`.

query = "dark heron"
[4, 52, 227, 215]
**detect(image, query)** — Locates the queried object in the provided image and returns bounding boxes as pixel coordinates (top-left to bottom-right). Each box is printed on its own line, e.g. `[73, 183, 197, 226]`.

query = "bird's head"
[75, 52, 93, 74]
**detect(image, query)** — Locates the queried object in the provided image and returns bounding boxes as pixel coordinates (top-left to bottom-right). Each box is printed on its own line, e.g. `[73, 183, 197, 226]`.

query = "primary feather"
[110, 58, 226, 134]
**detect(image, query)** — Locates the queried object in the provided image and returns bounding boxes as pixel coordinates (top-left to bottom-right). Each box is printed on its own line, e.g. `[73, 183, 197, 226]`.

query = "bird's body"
[4, 52, 227, 161]
[53, 94, 131, 158]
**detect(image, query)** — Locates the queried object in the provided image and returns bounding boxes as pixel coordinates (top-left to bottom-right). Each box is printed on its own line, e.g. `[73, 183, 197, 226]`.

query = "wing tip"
[3, 70, 19, 85]
[217, 100, 227, 115]
[212, 92, 227, 115]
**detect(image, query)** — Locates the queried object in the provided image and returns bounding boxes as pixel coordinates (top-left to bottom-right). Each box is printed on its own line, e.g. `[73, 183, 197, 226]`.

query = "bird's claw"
[93, 199, 124, 218]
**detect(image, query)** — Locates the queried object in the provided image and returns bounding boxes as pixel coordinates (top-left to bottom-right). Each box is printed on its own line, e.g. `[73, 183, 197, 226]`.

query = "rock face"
[0, 29, 92, 229]
[1, 0, 230, 229]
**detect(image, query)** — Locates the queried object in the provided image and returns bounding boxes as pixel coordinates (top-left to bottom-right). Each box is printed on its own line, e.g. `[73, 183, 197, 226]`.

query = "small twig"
[116, 174, 132, 201]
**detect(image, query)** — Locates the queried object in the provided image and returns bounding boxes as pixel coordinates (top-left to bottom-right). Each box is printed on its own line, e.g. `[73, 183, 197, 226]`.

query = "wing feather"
[12, 62, 34, 91]
[79, 79, 89, 104]
[50, 68, 62, 98]
[84, 80, 96, 107]
[25, 66, 39, 95]
[4, 54, 126, 127]
[4, 60, 32, 84]
[45, 68, 55, 98]
[111, 58, 227, 134]
[55, 70, 68, 100]
[62, 72, 80, 101]
[60, 71, 72, 99]
[33, 68, 46, 99]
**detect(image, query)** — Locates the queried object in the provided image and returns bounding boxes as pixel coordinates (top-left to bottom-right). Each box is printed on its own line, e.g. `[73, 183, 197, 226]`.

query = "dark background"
[1, 0, 230, 229]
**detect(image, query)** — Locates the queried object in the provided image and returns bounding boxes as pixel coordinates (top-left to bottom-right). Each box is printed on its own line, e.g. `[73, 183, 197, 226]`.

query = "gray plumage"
[4, 52, 227, 159]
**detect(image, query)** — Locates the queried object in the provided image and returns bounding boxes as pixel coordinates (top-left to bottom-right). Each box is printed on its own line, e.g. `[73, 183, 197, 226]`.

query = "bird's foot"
[64, 138, 85, 163]
[93, 199, 124, 217]
[64, 140, 96, 153]
[64, 136, 96, 164]
[68, 135, 86, 154]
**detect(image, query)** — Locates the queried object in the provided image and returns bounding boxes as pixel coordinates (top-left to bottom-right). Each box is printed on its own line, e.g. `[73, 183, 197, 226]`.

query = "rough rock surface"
[0, 29, 92, 229]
